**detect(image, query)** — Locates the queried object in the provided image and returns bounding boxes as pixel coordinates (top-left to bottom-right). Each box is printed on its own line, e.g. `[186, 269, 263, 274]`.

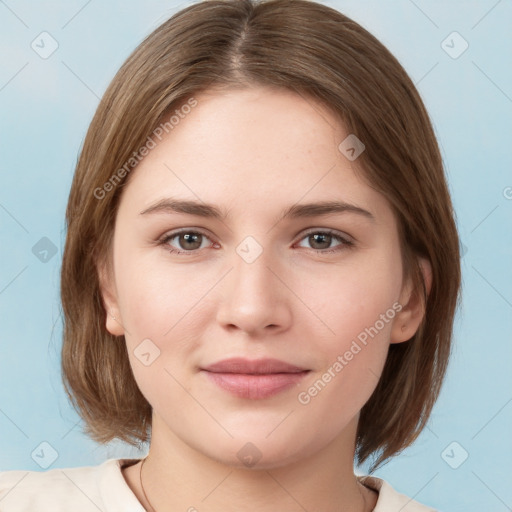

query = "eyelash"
[158, 228, 355, 256]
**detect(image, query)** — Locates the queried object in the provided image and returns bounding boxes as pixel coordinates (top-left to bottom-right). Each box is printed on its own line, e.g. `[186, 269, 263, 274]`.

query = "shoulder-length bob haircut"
[61, 0, 461, 471]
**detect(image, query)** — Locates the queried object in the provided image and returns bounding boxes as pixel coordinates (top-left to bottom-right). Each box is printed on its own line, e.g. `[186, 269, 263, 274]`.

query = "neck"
[126, 414, 377, 512]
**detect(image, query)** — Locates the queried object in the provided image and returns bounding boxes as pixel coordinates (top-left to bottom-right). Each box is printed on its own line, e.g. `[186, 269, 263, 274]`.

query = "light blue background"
[1, 1, 511, 511]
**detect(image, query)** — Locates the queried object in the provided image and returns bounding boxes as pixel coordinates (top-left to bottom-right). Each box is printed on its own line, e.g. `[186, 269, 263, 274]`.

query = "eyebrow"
[139, 197, 375, 222]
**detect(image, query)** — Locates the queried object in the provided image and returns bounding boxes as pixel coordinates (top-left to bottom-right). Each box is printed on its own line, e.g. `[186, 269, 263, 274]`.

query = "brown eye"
[176, 232, 203, 250]
[308, 233, 333, 250]
[296, 230, 354, 253]
[160, 230, 213, 254]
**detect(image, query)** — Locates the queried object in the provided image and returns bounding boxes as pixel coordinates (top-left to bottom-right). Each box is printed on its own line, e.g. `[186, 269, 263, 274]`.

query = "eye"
[295, 229, 354, 253]
[159, 229, 216, 255]
[158, 228, 354, 256]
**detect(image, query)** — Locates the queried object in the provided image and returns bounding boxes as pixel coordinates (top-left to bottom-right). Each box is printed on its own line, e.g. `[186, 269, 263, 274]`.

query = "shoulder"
[0, 458, 144, 512]
[357, 475, 439, 512]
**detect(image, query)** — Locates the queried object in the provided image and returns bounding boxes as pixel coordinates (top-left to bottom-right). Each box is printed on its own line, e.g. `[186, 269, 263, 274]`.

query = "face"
[100, 86, 426, 469]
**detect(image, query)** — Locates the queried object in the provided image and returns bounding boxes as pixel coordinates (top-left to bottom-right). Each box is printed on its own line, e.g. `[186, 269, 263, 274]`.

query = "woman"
[0, 0, 460, 510]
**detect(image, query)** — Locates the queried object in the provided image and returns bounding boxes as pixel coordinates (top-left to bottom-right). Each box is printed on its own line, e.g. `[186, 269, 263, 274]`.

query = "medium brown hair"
[60, 0, 461, 471]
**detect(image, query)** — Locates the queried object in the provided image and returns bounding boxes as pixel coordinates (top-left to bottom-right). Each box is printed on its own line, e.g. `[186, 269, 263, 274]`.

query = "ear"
[97, 259, 125, 337]
[390, 257, 432, 344]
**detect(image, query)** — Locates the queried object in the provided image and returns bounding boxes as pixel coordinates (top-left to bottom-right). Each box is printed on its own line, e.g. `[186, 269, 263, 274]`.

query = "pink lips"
[201, 357, 310, 400]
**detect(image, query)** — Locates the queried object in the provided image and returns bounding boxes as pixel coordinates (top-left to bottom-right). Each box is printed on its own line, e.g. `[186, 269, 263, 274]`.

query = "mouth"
[200, 357, 310, 400]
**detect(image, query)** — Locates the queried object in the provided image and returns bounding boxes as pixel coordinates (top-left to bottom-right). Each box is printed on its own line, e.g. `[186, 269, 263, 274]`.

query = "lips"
[201, 357, 310, 400]
[202, 357, 308, 374]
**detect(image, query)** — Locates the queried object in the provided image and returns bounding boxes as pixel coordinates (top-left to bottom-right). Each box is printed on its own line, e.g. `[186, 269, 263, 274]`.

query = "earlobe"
[97, 261, 125, 337]
[106, 310, 125, 337]
[391, 257, 432, 344]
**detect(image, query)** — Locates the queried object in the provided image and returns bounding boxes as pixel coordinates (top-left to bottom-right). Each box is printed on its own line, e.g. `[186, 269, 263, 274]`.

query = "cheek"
[307, 253, 402, 342]
[114, 254, 213, 393]
[300, 256, 401, 401]
[115, 256, 200, 407]
[294, 298, 395, 440]
[115, 252, 206, 339]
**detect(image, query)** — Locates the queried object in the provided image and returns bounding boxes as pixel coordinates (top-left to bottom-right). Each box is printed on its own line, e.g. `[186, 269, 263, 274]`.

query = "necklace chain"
[140, 457, 158, 512]
[139, 456, 369, 512]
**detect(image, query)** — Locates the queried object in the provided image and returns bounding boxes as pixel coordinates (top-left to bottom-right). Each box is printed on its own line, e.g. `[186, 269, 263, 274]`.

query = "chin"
[196, 433, 317, 471]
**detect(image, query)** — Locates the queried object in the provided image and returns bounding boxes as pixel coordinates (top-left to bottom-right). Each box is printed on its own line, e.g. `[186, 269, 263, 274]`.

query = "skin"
[99, 85, 431, 512]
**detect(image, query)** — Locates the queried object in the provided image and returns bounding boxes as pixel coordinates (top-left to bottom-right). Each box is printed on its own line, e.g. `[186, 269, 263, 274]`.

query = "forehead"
[117, 86, 390, 225]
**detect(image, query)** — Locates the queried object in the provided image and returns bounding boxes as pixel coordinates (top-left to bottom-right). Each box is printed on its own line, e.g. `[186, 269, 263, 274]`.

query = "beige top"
[0, 458, 437, 511]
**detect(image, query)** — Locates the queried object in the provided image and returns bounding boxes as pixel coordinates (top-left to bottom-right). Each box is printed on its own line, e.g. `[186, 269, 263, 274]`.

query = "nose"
[215, 245, 292, 337]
